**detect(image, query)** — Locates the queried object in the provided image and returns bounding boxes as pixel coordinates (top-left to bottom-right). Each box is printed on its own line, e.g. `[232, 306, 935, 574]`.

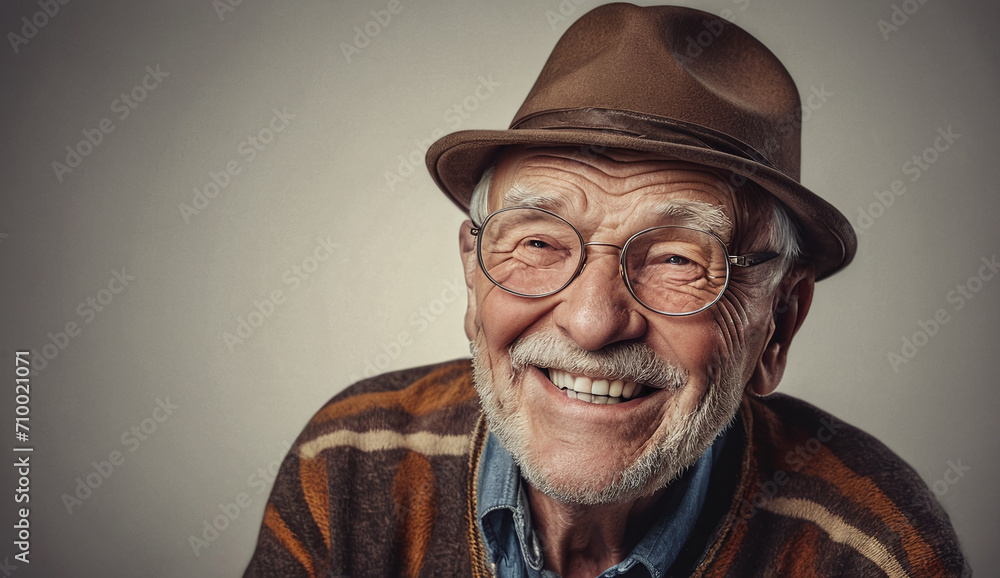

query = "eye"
[664, 255, 691, 266]
[526, 239, 551, 249]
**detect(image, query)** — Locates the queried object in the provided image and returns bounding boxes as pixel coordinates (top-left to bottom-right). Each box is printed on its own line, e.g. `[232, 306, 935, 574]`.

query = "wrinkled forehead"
[488, 145, 746, 239]
[490, 146, 737, 203]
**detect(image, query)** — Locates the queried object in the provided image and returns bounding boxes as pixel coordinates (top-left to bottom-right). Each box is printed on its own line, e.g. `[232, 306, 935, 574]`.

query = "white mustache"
[508, 332, 688, 390]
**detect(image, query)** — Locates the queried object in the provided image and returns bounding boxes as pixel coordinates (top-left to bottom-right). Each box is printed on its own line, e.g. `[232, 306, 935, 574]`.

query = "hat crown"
[513, 3, 802, 180]
[425, 3, 857, 280]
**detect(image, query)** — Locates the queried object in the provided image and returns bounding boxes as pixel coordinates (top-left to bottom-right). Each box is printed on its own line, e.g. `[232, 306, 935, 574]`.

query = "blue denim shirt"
[476, 429, 728, 577]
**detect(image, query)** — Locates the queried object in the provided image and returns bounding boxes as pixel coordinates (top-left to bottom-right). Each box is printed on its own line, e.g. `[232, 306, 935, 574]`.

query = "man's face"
[461, 146, 784, 504]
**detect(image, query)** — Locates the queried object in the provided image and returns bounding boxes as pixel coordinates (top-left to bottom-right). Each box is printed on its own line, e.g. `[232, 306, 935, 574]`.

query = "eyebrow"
[652, 199, 733, 241]
[501, 185, 572, 215]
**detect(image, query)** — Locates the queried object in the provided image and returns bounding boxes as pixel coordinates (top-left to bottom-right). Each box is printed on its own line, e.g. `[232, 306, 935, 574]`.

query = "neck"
[526, 484, 667, 578]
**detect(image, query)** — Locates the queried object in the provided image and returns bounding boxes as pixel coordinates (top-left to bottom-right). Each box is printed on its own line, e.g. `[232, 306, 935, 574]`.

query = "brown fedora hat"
[425, 3, 856, 280]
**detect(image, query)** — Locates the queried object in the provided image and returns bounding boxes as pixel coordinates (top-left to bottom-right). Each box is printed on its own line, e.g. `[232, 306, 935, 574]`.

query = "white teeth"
[561, 372, 574, 389]
[548, 369, 642, 405]
[551, 370, 565, 388]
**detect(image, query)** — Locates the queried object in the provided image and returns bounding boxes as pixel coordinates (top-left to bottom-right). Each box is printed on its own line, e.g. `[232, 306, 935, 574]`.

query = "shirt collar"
[477, 430, 547, 571]
[476, 427, 729, 577]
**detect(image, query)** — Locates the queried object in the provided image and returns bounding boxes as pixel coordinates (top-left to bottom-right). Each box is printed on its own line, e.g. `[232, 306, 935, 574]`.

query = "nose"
[551, 246, 648, 351]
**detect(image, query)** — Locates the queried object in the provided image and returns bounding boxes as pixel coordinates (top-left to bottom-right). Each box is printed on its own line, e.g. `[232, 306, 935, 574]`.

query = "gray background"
[1, 0, 997, 575]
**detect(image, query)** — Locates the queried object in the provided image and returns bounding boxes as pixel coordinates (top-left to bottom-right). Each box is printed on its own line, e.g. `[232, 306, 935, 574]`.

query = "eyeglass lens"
[477, 207, 730, 315]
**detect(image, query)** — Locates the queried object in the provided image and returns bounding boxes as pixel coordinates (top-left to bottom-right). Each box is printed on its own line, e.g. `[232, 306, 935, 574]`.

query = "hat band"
[511, 107, 781, 175]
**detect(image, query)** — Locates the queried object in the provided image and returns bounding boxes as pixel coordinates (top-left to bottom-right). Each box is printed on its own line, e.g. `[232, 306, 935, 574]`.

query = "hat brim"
[426, 128, 855, 281]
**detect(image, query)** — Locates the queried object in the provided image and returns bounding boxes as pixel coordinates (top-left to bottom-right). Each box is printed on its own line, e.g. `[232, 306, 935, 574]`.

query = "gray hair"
[468, 165, 803, 291]
[468, 165, 495, 227]
[734, 180, 804, 290]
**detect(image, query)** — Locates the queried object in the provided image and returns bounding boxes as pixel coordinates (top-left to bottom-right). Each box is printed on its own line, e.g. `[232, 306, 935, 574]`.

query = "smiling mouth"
[543, 367, 651, 405]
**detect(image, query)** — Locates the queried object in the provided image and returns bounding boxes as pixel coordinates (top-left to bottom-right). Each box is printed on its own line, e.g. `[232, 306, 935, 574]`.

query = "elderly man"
[245, 4, 967, 576]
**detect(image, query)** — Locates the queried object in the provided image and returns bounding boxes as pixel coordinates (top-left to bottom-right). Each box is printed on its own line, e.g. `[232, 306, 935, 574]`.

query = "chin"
[471, 336, 746, 506]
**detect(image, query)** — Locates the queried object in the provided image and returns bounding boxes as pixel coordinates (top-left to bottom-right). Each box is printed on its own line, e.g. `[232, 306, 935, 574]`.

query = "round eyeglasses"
[471, 207, 779, 316]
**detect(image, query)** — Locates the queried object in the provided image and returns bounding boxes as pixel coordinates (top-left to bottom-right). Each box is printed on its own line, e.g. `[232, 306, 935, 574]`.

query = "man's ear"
[459, 220, 479, 341]
[747, 263, 815, 397]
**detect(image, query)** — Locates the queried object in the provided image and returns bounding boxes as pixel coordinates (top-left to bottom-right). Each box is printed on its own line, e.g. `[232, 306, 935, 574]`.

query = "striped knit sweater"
[243, 359, 969, 577]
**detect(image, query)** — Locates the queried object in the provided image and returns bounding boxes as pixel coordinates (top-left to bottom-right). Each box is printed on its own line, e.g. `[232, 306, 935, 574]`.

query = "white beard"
[471, 331, 746, 505]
